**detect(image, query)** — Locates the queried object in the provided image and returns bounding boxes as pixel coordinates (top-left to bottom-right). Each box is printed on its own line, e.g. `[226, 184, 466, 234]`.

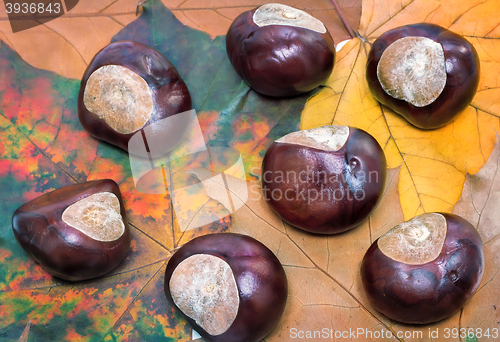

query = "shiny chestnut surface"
[164, 233, 288, 342]
[366, 23, 480, 129]
[226, 5, 335, 97]
[262, 126, 387, 234]
[361, 213, 484, 324]
[12, 179, 131, 281]
[78, 40, 192, 151]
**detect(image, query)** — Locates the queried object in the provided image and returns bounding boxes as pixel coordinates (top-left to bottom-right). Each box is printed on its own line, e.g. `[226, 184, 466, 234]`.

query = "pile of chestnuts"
[10, 2, 485, 342]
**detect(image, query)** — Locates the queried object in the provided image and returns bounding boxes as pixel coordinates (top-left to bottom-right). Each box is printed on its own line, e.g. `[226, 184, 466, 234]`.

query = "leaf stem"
[331, 0, 357, 39]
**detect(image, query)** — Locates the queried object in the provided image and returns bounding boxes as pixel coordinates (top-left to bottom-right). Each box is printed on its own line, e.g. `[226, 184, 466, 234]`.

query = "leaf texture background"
[0, 0, 499, 341]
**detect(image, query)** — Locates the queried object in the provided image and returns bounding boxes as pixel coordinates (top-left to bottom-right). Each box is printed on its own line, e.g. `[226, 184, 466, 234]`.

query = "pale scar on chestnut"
[276, 125, 349, 151]
[377, 36, 447, 107]
[62, 192, 125, 242]
[83, 65, 154, 134]
[253, 3, 326, 34]
[169, 254, 239, 336]
[378, 213, 447, 265]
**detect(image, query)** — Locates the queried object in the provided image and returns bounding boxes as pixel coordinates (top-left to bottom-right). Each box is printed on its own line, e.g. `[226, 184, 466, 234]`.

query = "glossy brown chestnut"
[262, 126, 387, 234]
[12, 179, 131, 281]
[361, 213, 484, 324]
[164, 233, 287, 342]
[226, 3, 335, 97]
[78, 40, 192, 151]
[366, 23, 480, 129]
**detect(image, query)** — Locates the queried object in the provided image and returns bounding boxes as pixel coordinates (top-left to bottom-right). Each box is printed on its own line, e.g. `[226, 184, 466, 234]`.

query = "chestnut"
[226, 3, 335, 97]
[361, 213, 485, 324]
[366, 23, 480, 129]
[261, 125, 387, 234]
[164, 233, 287, 342]
[12, 179, 131, 281]
[78, 41, 192, 151]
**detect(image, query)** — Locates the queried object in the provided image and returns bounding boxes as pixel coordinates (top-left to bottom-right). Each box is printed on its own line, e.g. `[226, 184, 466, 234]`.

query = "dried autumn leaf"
[453, 135, 500, 335]
[0, 0, 140, 80]
[0, 0, 323, 339]
[302, 0, 500, 221]
[1, 0, 498, 341]
[0, 0, 360, 82]
[168, 0, 360, 41]
[17, 321, 30, 342]
[214, 157, 496, 341]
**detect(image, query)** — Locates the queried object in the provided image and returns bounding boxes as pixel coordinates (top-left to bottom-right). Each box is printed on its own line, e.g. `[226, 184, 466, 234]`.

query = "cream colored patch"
[378, 213, 447, 265]
[83, 65, 154, 134]
[276, 125, 349, 151]
[62, 192, 125, 242]
[253, 3, 326, 34]
[169, 254, 239, 336]
[336, 39, 351, 52]
[377, 36, 446, 107]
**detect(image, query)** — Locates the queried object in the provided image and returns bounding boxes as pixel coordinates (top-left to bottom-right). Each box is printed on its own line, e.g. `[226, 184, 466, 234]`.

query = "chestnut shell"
[366, 23, 480, 129]
[78, 40, 192, 151]
[226, 7, 335, 97]
[164, 233, 288, 342]
[361, 213, 485, 324]
[262, 127, 387, 234]
[12, 179, 131, 281]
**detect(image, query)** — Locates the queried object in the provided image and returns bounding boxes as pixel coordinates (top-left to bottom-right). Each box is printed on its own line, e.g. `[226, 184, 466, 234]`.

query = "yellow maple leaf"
[302, 0, 500, 220]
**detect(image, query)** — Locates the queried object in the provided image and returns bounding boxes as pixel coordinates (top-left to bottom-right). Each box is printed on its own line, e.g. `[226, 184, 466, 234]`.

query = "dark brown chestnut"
[366, 23, 480, 129]
[78, 40, 192, 151]
[361, 213, 485, 324]
[261, 125, 387, 234]
[164, 233, 287, 342]
[12, 179, 131, 281]
[226, 3, 335, 97]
